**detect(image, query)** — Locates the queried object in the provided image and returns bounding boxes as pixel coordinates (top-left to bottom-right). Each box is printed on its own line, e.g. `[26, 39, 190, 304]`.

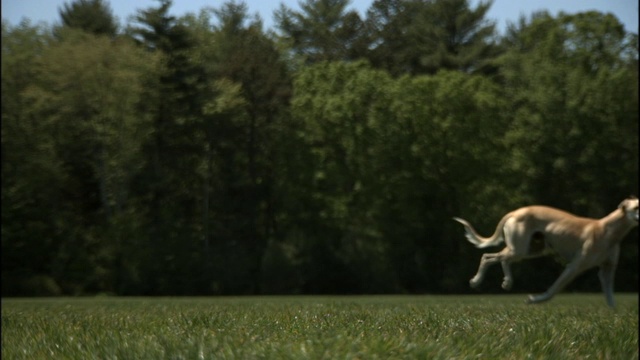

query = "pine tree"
[365, 0, 499, 75]
[57, 0, 118, 37]
[275, 0, 366, 63]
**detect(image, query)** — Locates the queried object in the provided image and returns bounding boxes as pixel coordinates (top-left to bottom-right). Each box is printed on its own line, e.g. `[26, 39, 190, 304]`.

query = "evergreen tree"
[185, 2, 293, 294]
[275, 0, 366, 63]
[365, 0, 499, 75]
[126, 0, 208, 294]
[57, 0, 118, 37]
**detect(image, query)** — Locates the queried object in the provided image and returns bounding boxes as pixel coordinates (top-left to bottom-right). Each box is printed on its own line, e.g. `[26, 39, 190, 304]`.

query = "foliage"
[1, 21, 58, 294]
[364, 0, 500, 76]
[275, 0, 367, 63]
[56, 0, 119, 37]
[2, 23, 160, 295]
[287, 61, 397, 293]
[380, 70, 509, 291]
[498, 11, 639, 214]
[2, 295, 638, 359]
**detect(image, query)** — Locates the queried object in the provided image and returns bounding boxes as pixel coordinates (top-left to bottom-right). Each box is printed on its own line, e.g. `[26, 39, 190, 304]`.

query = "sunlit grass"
[2, 294, 638, 359]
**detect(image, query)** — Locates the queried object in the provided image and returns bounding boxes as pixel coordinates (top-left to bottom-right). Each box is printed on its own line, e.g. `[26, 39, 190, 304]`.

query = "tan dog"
[453, 196, 638, 307]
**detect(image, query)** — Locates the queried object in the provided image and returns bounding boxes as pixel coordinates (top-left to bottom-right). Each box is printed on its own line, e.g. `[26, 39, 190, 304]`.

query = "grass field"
[2, 294, 638, 359]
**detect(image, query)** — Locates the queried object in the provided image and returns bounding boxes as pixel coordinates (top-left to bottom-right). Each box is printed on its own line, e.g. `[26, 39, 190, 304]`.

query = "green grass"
[2, 294, 638, 359]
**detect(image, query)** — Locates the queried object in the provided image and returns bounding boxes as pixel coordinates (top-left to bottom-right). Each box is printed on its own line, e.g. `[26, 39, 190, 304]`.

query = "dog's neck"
[599, 208, 638, 245]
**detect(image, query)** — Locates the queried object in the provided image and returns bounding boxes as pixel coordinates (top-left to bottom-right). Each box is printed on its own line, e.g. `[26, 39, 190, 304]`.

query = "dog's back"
[505, 205, 598, 260]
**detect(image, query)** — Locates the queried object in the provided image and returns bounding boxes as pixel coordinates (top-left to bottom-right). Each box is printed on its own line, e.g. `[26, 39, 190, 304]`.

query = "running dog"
[453, 196, 638, 307]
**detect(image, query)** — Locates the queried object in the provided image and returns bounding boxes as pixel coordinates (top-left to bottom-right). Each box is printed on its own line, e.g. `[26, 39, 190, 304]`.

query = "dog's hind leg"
[598, 245, 620, 308]
[498, 218, 519, 290]
[470, 247, 512, 288]
[500, 260, 514, 290]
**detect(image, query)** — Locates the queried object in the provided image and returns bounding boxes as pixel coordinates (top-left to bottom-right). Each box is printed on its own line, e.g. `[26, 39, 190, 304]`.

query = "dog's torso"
[507, 205, 627, 266]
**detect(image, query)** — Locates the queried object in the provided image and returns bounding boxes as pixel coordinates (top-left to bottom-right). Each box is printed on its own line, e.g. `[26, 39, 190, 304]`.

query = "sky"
[2, 0, 638, 35]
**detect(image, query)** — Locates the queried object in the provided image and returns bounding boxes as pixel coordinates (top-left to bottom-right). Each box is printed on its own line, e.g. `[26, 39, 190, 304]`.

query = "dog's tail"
[452, 214, 511, 248]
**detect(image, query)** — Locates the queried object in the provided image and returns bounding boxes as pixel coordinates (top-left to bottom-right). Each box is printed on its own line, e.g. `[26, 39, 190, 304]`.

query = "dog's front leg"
[526, 258, 585, 305]
[598, 246, 620, 308]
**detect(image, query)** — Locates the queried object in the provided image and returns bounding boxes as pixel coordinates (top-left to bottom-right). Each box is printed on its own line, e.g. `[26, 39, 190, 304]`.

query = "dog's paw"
[526, 293, 550, 304]
[501, 279, 513, 291]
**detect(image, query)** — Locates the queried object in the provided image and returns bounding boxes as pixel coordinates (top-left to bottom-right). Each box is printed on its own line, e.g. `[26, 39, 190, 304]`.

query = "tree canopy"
[2, 0, 638, 296]
[57, 0, 118, 37]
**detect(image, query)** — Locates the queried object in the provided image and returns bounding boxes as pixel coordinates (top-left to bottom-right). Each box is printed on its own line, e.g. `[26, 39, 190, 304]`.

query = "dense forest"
[2, 0, 638, 296]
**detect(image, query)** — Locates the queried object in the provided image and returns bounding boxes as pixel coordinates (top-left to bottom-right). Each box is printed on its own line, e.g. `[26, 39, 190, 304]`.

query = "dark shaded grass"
[2, 294, 638, 359]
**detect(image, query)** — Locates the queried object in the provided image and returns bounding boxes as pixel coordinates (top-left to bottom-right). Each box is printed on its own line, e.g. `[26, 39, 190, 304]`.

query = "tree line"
[2, 0, 638, 296]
